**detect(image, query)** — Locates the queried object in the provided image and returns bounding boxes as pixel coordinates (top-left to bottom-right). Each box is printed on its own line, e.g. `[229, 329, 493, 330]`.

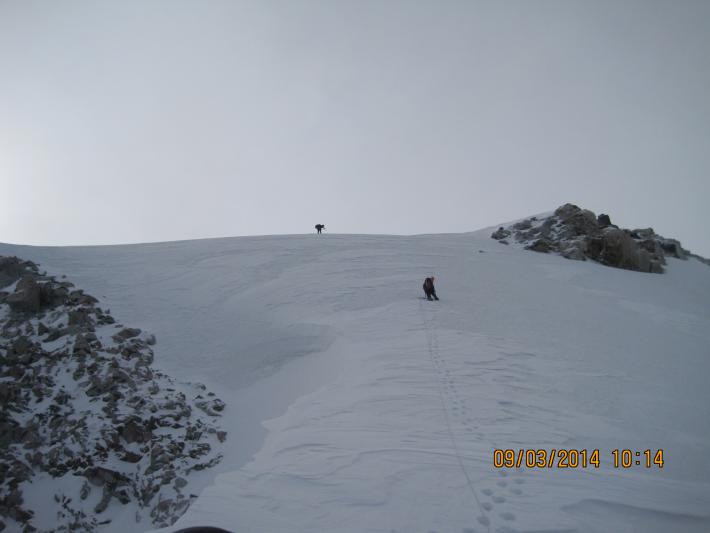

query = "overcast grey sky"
[1, 0, 709, 255]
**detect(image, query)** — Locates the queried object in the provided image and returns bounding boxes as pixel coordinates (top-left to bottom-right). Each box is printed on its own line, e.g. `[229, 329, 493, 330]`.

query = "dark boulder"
[6, 276, 41, 313]
[118, 416, 152, 444]
[512, 219, 533, 231]
[491, 227, 511, 240]
[561, 209, 598, 238]
[68, 308, 94, 327]
[68, 290, 99, 306]
[553, 203, 581, 220]
[637, 238, 665, 260]
[525, 239, 552, 253]
[113, 328, 141, 342]
[0, 256, 36, 288]
[597, 214, 612, 227]
[630, 227, 655, 240]
[44, 327, 70, 342]
[587, 229, 638, 270]
[658, 238, 687, 259]
[73, 334, 93, 356]
[559, 239, 586, 260]
[83, 466, 130, 487]
[39, 282, 69, 308]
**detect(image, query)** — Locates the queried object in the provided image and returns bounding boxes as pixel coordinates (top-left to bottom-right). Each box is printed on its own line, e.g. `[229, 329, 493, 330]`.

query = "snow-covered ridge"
[491, 203, 708, 273]
[0, 256, 225, 532]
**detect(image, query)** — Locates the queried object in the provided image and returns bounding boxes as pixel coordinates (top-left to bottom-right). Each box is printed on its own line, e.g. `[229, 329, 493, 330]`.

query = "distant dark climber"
[423, 277, 439, 301]
[315, 224, 325, 234]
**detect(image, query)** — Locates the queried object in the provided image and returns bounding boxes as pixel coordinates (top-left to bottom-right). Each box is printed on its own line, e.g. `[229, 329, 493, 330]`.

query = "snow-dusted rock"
[524, 238, 552, 253]
[492, 203, 701, 273]
[113, 327, 141, 342]
[491, 227, 511, 240]
[0, 256, 226, 532]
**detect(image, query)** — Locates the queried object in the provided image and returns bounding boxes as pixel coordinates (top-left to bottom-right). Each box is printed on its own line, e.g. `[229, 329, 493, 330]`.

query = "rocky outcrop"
[491, 203, 705, 273]
[0, 257, 226, 531]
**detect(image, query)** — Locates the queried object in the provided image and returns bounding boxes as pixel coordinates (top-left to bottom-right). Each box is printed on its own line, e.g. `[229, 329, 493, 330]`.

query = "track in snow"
[419, 298, 530, 532]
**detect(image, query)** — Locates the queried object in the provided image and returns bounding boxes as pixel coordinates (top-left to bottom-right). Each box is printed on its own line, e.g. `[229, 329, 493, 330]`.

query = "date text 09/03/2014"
[493, 449, 664, 469]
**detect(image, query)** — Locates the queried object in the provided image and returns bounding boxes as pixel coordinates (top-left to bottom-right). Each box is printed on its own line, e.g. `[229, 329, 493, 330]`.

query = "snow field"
[2, 228, 709, 532]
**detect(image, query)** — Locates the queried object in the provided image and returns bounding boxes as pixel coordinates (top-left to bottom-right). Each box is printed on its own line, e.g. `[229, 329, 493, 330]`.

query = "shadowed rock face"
[491, 203, 704, 273]
[0, 256, 37, 288]
[0, 256, 226, 532]
[6, 276, 41, 313]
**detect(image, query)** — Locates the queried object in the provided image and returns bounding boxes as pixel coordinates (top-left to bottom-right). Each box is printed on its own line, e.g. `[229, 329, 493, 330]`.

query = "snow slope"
[2, 227, 709, 533]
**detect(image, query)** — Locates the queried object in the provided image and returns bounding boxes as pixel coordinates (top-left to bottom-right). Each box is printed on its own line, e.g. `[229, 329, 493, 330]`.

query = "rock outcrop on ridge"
[0, 256, 226, 532]
[491, 203, 705, 273]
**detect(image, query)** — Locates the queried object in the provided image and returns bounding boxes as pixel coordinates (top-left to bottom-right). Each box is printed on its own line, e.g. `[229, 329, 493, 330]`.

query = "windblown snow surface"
[2, 225, 709, 533]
